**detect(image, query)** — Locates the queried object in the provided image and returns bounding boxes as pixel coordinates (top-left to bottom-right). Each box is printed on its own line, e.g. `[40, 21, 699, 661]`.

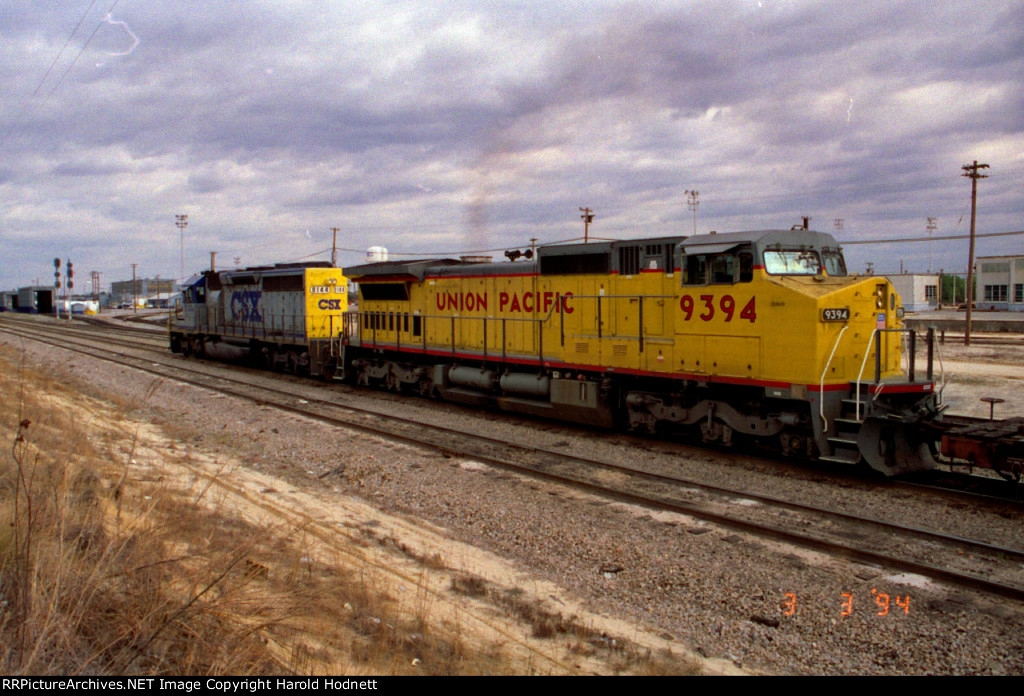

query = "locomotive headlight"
[875, 284, 886, 309]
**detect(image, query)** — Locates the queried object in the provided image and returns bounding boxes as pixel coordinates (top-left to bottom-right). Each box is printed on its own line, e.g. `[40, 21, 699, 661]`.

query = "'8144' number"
[680, 294, 756, 323]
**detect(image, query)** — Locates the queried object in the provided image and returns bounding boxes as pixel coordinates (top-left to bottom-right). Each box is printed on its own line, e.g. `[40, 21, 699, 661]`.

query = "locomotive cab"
[169, 274, 209, 354]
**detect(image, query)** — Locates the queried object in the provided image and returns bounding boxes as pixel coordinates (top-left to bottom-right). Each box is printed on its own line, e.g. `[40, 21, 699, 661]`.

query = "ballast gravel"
[5, 327, 1023, 676]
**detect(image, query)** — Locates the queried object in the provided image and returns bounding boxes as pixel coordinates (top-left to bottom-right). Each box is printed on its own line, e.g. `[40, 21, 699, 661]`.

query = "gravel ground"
[3, 324, 1023, 676]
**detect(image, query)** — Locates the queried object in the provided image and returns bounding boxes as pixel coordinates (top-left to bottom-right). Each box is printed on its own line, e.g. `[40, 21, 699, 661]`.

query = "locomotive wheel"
[418, 377, 435, 398]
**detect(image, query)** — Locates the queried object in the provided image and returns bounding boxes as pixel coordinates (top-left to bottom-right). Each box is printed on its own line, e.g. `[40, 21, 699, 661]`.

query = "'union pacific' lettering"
[431, 290, 574, 314]
[436, 292, 488, 312]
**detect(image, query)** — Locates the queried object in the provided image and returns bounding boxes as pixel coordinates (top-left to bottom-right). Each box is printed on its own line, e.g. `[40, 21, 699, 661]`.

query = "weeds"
[0, 339, 696, 675]
[0, 345, 515, 675]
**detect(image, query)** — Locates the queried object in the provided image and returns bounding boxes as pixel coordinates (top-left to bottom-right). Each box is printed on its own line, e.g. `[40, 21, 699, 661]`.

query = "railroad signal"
[67, 259, 74, 289]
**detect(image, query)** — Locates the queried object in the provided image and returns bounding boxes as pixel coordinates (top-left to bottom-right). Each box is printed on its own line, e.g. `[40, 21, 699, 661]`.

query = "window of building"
[925, 285, 937, 300]
[1015, 284, 1023, 303]
[983, 285, 1008, 302]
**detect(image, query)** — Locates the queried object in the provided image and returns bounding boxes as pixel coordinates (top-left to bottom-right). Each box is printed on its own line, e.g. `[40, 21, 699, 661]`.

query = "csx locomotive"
[342, 228, 941, 476]
[169, 261, 348, 376]
[169, 229, 944, 476]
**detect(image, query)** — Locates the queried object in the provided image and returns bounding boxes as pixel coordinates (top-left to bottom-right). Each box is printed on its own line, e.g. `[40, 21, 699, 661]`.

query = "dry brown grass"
[0, 336, 702, 676]
[0, 343, 512, 675]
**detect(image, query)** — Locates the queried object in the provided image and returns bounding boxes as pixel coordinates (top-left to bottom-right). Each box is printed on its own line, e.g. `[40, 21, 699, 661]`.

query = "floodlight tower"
[176, 214, 189, 282]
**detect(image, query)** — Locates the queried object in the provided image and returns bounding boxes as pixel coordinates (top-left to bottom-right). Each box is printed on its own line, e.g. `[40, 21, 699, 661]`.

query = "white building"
[976, 254, 1024, 311]
[886, 273, 939, 313]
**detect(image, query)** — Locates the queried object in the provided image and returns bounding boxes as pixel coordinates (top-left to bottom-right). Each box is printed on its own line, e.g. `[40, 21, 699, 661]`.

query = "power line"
[0, 0, 100, 152]
[839, 229, 1022, 245]
[0, 0, 123, 152]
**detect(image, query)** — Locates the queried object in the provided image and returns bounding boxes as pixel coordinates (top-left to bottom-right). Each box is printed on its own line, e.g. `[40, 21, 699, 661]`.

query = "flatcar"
[169, 261, 348, 377]
[340, 228, 942, 476]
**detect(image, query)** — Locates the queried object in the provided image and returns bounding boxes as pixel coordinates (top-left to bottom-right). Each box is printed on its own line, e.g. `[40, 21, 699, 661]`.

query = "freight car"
[339, 228, 943, 476]
[169, 261, 348, 377]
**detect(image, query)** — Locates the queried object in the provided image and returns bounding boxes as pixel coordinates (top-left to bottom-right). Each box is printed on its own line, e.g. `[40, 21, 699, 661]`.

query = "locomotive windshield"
[821, 248, 847, 276]
[762, 249, 821, 275]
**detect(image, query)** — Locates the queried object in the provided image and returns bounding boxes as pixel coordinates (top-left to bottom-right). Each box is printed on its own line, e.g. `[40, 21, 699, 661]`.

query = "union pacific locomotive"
[342, 228, 941, 476]
[169, 229, 948, 476]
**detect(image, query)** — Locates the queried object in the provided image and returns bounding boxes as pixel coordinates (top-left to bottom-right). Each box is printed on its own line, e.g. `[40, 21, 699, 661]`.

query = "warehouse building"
[886, 273, 939, 313]
[976, 254, 1024, 311]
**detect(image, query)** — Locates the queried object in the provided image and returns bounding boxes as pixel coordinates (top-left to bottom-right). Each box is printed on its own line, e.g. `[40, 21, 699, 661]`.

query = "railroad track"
[3, 315, 1024, 607]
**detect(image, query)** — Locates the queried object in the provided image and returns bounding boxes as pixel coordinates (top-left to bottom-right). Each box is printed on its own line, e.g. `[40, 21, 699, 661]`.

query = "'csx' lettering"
[318, 299, 344, 310]
[230, 290, 263, 323]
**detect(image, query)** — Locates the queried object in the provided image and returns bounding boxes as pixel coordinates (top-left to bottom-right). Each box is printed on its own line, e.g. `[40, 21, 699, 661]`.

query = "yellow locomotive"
[339, 228, 940, 475]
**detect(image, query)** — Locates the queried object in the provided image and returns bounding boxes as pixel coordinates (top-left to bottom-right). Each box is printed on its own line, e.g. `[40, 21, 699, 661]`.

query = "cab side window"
[685, 248, 754, 285]
[682, 255, 706, 285]
[710, 255, 735, 284]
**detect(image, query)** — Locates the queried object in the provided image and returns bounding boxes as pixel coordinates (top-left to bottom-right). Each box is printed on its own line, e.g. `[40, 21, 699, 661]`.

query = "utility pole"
[131, 263, 138, 313]
[331, 227, 340, 267]
[926, 217, 937, 273]
[175, 214, 189, 282]
[579, 207, 594, 243]
[684, 190, 699, 235]
[961, 160, 989, 346]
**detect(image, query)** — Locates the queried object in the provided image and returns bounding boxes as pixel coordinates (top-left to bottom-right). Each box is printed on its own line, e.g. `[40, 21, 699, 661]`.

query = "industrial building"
[976, 254, 1024, 311]
[886, 273, 939, 313]
[109, 277, 176, 307]
[15, 286, 56, 314]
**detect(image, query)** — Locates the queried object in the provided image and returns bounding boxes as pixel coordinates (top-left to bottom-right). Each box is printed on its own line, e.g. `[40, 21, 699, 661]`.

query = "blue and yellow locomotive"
[169, 261, 348, 377]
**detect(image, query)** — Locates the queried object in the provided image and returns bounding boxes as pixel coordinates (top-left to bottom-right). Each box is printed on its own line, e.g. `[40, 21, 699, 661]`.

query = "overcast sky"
[1, 0, 1021, 291]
